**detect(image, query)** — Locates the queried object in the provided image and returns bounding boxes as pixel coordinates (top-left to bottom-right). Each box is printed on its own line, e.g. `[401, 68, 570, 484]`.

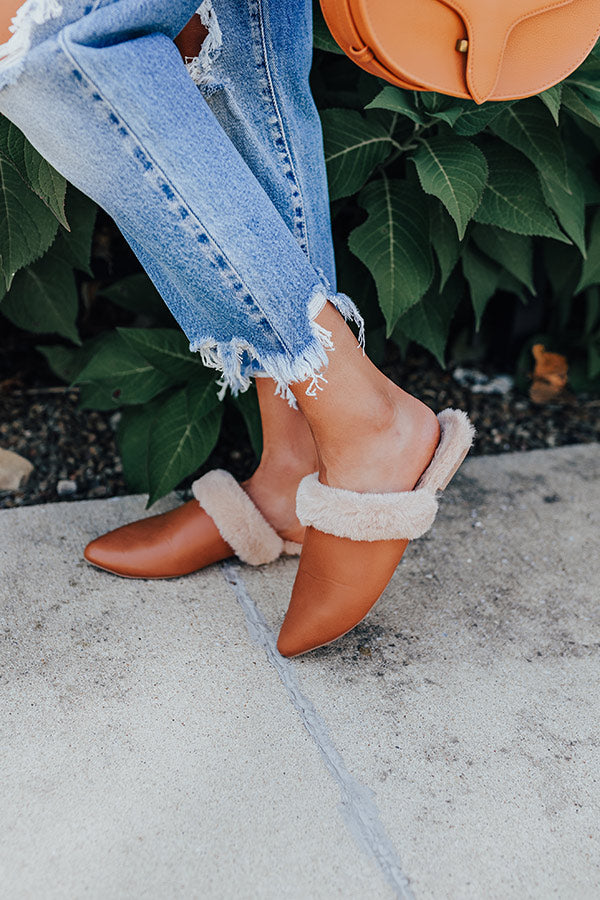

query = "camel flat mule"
[276, 409, 475, 657]
[83, 469, 301, 579]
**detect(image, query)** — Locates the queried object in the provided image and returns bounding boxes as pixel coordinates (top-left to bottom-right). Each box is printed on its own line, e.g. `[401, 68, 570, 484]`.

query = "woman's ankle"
[254, 377, 318, 478]
[242, 462, 309, 542]
[313, 384, 440, 494]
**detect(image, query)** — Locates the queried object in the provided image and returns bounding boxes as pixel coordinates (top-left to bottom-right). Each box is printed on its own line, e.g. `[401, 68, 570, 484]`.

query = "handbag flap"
[440, 0, 575, 102]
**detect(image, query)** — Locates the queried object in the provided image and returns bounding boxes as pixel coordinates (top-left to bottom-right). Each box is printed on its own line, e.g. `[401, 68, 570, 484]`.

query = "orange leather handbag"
[318, 0, 600, 104]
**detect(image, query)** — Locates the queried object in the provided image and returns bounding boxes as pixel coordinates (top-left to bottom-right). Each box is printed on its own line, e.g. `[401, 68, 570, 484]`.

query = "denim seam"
[57, 28, 360, 408]
[248, 0, 311, 263]
[37, 24, 364, 407]
[57, 27, 295, 357]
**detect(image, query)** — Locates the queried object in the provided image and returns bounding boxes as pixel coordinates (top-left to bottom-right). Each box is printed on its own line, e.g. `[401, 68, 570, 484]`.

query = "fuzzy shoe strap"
[416, 409, 476, 492]
[296, 408, 475, 542]
[296, 473, 439, 541]
[192, 470, 285, 565]
[282, 540, 302, 556]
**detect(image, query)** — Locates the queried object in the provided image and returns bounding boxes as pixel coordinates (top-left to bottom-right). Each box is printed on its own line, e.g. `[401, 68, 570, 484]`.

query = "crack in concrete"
[221, 561, 414, 899]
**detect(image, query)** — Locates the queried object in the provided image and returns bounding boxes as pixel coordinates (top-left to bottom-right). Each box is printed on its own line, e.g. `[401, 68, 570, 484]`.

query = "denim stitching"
[247, 0, 310, 261]
[58, 28, 293, 353]
[42, 19, 362, 405]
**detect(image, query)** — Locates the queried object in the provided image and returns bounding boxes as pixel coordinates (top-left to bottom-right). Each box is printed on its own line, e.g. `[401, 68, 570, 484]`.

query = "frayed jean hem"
[189, 282, 365, 410]
[1, 0, 358, 414]
[0, 0, 64, 90]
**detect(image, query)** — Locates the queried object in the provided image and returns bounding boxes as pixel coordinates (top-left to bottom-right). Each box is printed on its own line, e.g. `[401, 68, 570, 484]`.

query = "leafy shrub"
[1, 15, 600, 503]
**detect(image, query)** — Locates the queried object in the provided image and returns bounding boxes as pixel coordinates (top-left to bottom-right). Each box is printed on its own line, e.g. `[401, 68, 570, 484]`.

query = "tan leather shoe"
[277, 409, 475, 657]
[84, 469, 301, 579]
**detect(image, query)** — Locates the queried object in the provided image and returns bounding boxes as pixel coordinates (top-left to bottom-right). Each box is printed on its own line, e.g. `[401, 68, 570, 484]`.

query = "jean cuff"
[190, 280, 365, 410]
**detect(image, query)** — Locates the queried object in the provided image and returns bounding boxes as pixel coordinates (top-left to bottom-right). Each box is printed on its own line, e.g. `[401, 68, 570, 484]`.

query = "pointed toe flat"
[277, 409, 475, 657]
[83, 469, 301, 579]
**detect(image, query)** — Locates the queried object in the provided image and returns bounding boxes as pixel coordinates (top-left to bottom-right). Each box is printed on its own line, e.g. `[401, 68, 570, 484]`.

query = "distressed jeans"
[0, 0, 364, 404]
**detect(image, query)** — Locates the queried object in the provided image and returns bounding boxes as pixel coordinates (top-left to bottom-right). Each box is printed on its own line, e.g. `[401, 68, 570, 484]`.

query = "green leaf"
[471, 224, 535, 294]
[117, 327, 207, 383]
[561, 86, 600, 127]
[577, 208, 600, 293]
[0, 118, 67, 227]
[393, 270, 462, 366]
[97, 273, 175, 325]
[461, 244, 500, 329]
[76, 382, 121, 409]
[542, 242, 582, 300]
[0, 157, 60, 290]
[474, 144, 570, 242]
[147, 379, 223, 506]
[312, 5, 345, 54]
[36, 333, 115, 384]
[538, 84, 563, 126]
[365, 86, 425, 124]
[36, 344, 83, 383]
[74, 331, 173, 408]
[452, 101, 513, 136]
[53, 185, 97, 276]
[429, 201, 461, 290]
[411, 132, 487, 239]
[570, 151, 600, 206]
[1, 252, 81, 344]
[496, 268, 528, 304]
[417, 92, 465, 126]
[232, 385, 262, 459]
[116, 398, 165, 495]
[321, 108, 396, 201]
[348, 175, 433, 334]
[588, 340, 600, 380]
[540, 165, 587, 257]
[566, 59, 600, 105]
[491, 99, 568, 190]
[584, 287, 600, 336]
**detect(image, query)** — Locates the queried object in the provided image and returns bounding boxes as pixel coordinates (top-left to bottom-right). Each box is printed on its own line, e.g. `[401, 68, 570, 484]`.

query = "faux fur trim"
[282, 540, 302, 556]
[192, 470, 284, 565]
[296, 408, 475, 542]
[416, 409, 476, 491]
[296, 473, 439, 541]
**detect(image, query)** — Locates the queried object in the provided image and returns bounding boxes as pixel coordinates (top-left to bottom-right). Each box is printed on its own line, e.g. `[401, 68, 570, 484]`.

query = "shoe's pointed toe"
[83, 534, 119, 570]
[277, 527, 408, 657]
[83, 499, 233, 578]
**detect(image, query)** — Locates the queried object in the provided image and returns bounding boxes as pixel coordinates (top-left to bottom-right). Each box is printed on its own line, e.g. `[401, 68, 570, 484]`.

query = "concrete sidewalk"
[0, 444, 598, 899]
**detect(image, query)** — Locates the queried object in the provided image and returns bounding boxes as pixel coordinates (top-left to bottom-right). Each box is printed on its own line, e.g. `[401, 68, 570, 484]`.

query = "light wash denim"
[0, 0, 364, 404]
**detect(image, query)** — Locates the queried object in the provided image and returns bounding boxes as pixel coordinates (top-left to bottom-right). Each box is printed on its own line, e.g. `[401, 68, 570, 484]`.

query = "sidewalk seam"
[221, 561, 414, 900]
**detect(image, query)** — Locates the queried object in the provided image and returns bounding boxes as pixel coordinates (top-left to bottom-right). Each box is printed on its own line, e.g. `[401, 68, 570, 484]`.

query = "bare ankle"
[314, 385, 440, 493]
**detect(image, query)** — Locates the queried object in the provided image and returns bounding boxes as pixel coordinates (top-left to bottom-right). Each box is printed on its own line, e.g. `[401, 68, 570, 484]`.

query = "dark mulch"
[1, 347, 599, 510]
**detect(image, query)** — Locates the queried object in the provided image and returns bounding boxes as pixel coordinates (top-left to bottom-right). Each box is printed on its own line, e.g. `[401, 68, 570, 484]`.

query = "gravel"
[1, 350, 598, 510]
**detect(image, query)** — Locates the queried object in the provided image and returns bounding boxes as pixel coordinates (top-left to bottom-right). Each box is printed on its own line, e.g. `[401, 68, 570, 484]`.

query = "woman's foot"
[84, 376, 318, 578]
[83, 457, 315, 578]
[276, 301, 445, 656]
[276, 397, 441, 656]
[292, 300, 440, 496]
[241, 456, 315, 546]
[315, 382, 440, 495]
